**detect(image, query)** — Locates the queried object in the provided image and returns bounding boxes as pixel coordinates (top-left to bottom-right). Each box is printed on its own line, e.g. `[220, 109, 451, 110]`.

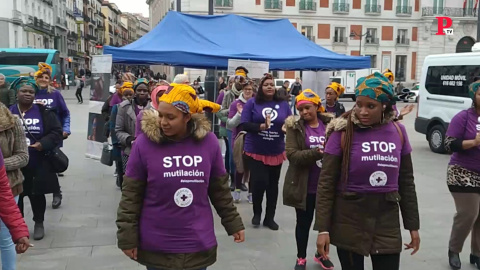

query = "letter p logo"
[436, 17, 453, 35]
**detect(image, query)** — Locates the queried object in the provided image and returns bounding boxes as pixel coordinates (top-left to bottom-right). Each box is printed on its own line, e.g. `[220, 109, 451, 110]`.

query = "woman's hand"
[15, 237, 31, 254]
[316, 233, 330, 259]
[260, 123, 267, 131]
[29, 142, 43, 151]
[265, 113, 271, 129]
[400, 104, 414, 117]
[122, 248, 138, 260]
[404, 230, 420, 255]
[236, 103, 243, 114]
[474, 132, 480, 146]
[282, 124, 287, 133]
[232, 230, 245, 243]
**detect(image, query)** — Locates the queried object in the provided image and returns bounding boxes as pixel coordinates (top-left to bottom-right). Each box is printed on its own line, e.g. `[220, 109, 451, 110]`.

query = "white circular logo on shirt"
[174, 188, 193, 208]
[275, 104, 280, 109]
[316, 160, 323, 168]
[477, 116, 480, 123]
[262, 107, 278, 121]
[369, 171, 388, 187]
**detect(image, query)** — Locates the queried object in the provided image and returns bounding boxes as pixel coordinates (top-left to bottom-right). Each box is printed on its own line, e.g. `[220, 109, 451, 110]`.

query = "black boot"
[263, 198, 279, 230]
[52, 192, 62, 209]
[449, 250, 461, 270]
[33, 222, 45, 240]
[251, 215, 261, 226]
[471, 254, 480, 269]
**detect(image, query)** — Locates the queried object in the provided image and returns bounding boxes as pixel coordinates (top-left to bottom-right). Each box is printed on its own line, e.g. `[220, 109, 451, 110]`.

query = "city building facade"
[148, 0, 479, 85]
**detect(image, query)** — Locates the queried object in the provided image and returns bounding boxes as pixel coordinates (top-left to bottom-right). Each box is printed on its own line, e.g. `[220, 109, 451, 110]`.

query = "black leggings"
[223, 137, 230, 173]
[337, 248, 400, 270]
[295, 193, 316, 258]
[75, 88, 83, 103]
[246, 156, 282, 220]
[18, 194, 46, 223]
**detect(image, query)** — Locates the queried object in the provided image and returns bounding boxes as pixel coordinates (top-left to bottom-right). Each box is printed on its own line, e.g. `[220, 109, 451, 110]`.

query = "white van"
[330, 68, 380, 100]
[415, 52, 478, 153]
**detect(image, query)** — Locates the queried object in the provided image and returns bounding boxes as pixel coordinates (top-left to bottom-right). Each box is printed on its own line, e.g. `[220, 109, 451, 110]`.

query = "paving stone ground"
[15, 89, 478, 269]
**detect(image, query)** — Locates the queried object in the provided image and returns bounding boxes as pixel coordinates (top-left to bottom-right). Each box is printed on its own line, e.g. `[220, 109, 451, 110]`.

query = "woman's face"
[123, 90, 134, 101]
[36, 73, 50, 89]
[262, 79, 275, 98]
[475, 90, 480, 108]
[17, 85, 36, 105]
[157, 102, 191, 138]
[354, 96, 383, 126]
[0, 76, 5, 86]
[325, 88, 338, 105]
[243, 85, 254, 100]
[135, 84, 149, 100]
[297, 102, 318, 122]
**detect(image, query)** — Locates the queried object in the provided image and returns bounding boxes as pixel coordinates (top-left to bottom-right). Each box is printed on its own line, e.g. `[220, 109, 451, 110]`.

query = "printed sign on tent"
[92, 54, 113, 74]
[227, 59, 270, 79]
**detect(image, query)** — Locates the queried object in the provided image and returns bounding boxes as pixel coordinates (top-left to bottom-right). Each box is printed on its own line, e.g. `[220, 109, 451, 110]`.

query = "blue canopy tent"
[104, 11, 370, 71]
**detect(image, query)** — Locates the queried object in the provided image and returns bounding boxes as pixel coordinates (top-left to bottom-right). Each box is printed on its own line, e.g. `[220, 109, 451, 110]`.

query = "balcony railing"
[365, 4, 381, 14]
[68, 49, 77, 56]
[265, 0, 282, 10]
[299, 1, 316, 12]
[214, 0, 233, 8]
[396, 6, 412, 16]
[12, 10, 22, 24]
[422, 7, 477, 17]
[333, 3, 350, 14]
[396, 37, 410, 45]
[333, 36, 348, 44]
[365, 37, 379, 45]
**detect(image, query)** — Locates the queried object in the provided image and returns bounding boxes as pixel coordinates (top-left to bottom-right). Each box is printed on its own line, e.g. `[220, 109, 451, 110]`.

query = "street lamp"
[349, 30, 371, 56]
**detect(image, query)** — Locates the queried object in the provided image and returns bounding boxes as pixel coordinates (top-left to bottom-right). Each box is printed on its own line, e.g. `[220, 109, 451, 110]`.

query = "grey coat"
[115, 100, 151, 155]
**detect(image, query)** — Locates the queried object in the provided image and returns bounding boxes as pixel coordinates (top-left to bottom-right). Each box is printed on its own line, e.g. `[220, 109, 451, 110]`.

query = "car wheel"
[428, 125, 447, 154]
[415, 97, 419, 103]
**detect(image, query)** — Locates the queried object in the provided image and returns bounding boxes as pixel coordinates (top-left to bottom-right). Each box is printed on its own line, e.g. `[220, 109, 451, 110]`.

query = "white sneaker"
[247, 193, 253, 204]
[233, 190, 241, 203]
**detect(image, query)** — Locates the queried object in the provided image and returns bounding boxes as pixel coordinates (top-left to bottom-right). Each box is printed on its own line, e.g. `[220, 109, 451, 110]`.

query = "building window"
[395, 55, 407, 82]
[397, 29, 409, 44]
[334, 27, 346, 43]
[301, 26, 314, 41]
[367, 55, 377, 68]
[397, 0, 410, 8]
[365, 28, 378, 44]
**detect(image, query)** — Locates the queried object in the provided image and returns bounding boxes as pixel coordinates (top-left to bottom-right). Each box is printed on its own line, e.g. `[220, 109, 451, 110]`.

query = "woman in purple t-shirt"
[283, 89, 334, 270]
[315, 72, 420, 270]
[240, 73, 291, 230]
[116, 83, 244, 270]
[226, 81, 255, 203]
[445, 81, 480, 269]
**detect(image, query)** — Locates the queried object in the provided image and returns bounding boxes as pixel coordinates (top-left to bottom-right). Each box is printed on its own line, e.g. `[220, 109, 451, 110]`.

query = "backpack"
[233, 131, 247, 174]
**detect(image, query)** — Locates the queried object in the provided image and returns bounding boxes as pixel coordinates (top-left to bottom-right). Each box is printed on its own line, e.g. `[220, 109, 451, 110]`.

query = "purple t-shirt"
[241, 99, 291, 156]
[326, 105, 336, 114]
[216, 90, 225, 105]
[305, 123, 326, 194]
[110, 93, 122, 107]
[126, 132, 226, 253]
[447, 108, 480, 174]
[325, 122, 412, 193]
[10, 104, 44, 169]
[228, 99, 246, 146]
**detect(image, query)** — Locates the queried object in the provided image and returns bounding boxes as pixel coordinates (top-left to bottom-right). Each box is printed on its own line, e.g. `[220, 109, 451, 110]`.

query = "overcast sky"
[110, 0, 149, 17]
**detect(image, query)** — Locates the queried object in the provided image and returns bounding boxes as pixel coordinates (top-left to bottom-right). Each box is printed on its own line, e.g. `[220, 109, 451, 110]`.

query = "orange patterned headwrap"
[119, 82, 134, 95]
[159, 83, 221, 114]
[34, 62, 52, 79]
[326, 82, 345, 99]
[295, 89, 325, 112]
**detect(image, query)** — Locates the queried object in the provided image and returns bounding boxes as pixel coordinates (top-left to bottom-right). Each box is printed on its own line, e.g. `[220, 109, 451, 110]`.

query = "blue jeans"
[147, 268, 206, 270]
[290, 95, 297, 115]
[0, 196, 19, 270]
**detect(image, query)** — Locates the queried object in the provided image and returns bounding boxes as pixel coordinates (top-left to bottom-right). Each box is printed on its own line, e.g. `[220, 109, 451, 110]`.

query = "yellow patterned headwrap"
[382, 69, 394, 84]
[120, 82, 134, 95]
[159, 83, 221, 114]
[327, 82, 345, 99]
[235, 67, 248, 78]
[34, 62, 52, 79]
[295, 89, 325, 112]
